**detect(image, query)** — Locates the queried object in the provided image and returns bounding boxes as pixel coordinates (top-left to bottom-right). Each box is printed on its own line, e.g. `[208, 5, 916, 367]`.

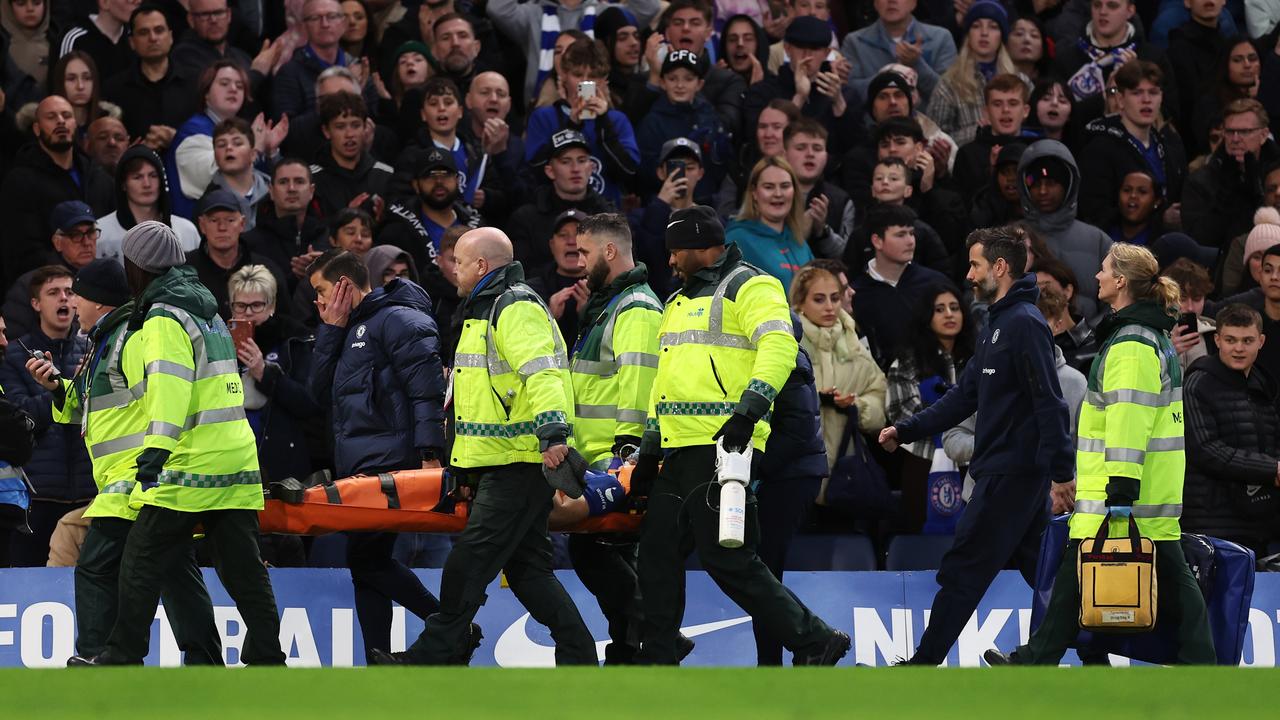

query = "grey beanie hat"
[122, 220, 186, 273]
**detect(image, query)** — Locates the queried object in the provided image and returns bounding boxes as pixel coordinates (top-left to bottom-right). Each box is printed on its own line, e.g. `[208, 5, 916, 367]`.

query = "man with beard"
[879, 225, 1073, 666]
[555, 212, 662, 664]
[429, 13, 495, 97]
[380, 147, 483, 278]
[0, 96, 113, 288]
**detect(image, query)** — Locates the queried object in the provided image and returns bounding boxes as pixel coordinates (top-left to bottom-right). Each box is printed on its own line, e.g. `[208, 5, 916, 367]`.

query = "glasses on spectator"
[305, 12, 344, 24]
[231, 301, 268, 314]
[58, 228, 99, 243]
[1223, 127, 1263, 138]
[191, 8, 230, 21]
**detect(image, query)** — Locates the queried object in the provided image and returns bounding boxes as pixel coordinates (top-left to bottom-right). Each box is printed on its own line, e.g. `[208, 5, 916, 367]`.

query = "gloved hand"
[583, 470, 625, 516]
[1109, 505, 1132, 519]
[712, 413, 754, 453]
[627, 453, 660, 509]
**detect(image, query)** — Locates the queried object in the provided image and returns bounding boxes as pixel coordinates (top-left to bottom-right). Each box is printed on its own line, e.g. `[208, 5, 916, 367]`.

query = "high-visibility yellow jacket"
[1070, 301, 1184, 541]
[641, 245, 797, 453]
[569, 265, 662, 467]
[113, 267, 262, 513]
[449, 263, 575, 468]
[52, 303, 141, 521]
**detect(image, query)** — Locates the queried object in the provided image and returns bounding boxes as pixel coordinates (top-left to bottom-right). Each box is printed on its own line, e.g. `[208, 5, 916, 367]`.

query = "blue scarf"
[538, 3, 596, 92]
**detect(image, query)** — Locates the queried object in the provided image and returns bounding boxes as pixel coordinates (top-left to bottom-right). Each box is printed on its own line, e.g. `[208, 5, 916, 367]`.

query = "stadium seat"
[785, 534, 878, 571]
[885, 534, 955, 571]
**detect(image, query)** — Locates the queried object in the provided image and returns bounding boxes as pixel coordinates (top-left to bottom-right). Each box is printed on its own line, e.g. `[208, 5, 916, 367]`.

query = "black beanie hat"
[665, 205, 725, 250]
[73, 258, 130, 308]
[867, 71, 914, 113]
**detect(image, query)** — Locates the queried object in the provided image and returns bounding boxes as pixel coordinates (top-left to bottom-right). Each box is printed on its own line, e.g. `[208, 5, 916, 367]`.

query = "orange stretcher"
[258, 466, 642, 536]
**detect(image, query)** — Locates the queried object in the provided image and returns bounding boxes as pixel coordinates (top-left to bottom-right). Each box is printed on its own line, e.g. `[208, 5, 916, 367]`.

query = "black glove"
[713, 413, 754, 453]
[1105, 476, 1139, 507]
[612, 435, 642, 459]
[628, 453, 660, 508]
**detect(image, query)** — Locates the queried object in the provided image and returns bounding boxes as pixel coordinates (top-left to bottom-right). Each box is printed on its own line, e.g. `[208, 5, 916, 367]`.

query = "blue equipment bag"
[1032, 514, 1255, 665]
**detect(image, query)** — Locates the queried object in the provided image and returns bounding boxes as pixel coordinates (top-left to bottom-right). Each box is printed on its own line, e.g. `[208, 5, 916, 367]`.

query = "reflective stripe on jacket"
[642, 245, 797, 452]
[1070, 314, 1184, 541]
[570, 270, 662, 466]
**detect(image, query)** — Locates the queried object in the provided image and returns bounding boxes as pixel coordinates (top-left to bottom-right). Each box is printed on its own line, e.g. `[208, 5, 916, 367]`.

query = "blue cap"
[50, 201, 95, 233]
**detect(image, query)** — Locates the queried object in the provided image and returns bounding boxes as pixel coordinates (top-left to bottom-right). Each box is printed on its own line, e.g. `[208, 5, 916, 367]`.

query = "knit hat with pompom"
[1245, 206, 1280, 261]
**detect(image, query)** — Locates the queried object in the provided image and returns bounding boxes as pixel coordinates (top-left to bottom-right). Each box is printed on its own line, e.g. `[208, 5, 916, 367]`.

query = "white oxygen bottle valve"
[715, 438, 752, 548]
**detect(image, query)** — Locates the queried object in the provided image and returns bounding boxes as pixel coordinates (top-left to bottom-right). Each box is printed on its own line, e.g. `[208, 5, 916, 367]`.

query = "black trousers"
[406, 464, 596, 665]
[101, 506, 285, 665]
[345, 531, 441, 663]
[8, 500, 89, 567]
[911, 473, 1048, 665]
[1014, 539, 1217, 665]
[636, 446, 832, 664]
[753, 474, 821, 666]
[75, 517, 223, 663]
[568, 533, 641, 664]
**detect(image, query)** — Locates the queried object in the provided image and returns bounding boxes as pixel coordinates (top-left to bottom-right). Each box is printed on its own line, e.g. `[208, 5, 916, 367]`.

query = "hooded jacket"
[895, 274, 1074, 482]
[1076, 114, 1187, 230]
[97, 145, 202, 263]
[635, 94, 731, 197]
[1183, 354, 1280, 546]
[308, 277, 447, 477]
[0, 142, 114, 287]
[1017, 140, 1112, 321]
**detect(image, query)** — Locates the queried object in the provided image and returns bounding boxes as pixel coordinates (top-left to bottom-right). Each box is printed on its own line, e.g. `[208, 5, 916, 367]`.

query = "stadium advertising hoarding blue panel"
[0, 569, 1276, 667]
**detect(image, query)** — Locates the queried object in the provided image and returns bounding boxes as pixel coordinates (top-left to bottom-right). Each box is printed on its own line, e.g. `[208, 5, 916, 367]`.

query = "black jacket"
[309, 150, 396, 219]
[1183, 354, 1280, 544]
[896, 274, 1074, 481]
[184, 242, 296, 321]
[627, 65, 747, 141]
[1076, 114, 1187, 230]
[761, 338, 828, 481]
[309, 278, 447, 477]
[250, 317, 330, 484]
[378, 199, 483, 278]
[0, 143, 113, 287]
[102, 60, 199, 139]
[743, 65, 840, 140]
[0, 327, 93, 501]
[850, 260, 950, 366]
[505, 185, 615, 274]
[1182, 140, 1280, 251]
[950, 127, 1033, 204]
[242, 207, 332, 295]
[1167, 20, 1232, 135]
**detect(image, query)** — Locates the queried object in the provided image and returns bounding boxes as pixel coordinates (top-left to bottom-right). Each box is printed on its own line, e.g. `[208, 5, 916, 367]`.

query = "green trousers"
[1014, 539, 1217, 665]
[75, 517, 223, 662]
[635, 445, 833, 664]
[101, 507, 285, 665]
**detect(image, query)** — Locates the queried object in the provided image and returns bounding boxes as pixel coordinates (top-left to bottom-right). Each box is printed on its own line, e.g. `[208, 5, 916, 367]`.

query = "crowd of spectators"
[3, 0, 1280, 568]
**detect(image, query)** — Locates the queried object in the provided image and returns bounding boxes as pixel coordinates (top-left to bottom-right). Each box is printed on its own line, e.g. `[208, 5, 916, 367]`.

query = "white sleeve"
[174, 134, 217, 200]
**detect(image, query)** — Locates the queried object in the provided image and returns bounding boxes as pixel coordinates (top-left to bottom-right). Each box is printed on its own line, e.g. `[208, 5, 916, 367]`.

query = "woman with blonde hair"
[789, 265, 887, 500]
[727, 155, 813, 289]
[988, 242, 1216, 666]
[925, 1, 1017, 146]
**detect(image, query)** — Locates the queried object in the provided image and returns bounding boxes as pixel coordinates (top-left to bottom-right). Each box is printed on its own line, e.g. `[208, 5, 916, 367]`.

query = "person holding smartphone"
[631, 138, 706, 296]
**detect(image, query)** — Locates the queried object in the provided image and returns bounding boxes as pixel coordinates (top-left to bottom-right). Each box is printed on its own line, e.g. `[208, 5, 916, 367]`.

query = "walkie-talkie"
[18, 339, 61, 381]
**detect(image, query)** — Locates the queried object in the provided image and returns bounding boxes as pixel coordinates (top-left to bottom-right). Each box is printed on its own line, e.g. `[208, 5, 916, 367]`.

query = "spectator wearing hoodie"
[1077, 61, 1187, 231]
[884, 227, 1073, 666]
[524, 38, 641, 208]
[306, 249, 446, 664]
[717, 13, 771, 90]
[1183, 302, 1280, 558]
[1017, 140, 1113, 321]
[483, 0, 660, 104]
[204, 117, 273, 231]
[726, 156, 815, 290]
[97, 146, 203, 265]
[0, 265, 92, 566]
[840, 0, 957, 104]
[970, 142, 1026, 229]
[636, 49, 731, 199]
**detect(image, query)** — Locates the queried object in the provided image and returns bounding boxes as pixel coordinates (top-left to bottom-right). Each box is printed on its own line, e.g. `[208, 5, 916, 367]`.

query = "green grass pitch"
[7, 667, 1280, 719]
